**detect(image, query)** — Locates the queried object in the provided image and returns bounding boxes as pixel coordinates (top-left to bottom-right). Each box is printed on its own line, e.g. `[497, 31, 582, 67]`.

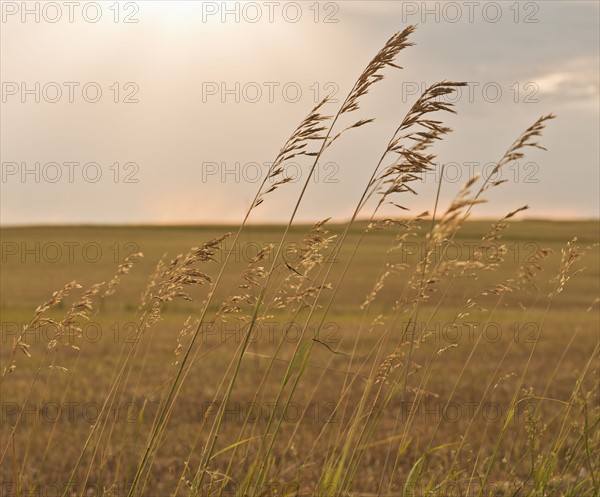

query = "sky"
[1, 0, 599, 225]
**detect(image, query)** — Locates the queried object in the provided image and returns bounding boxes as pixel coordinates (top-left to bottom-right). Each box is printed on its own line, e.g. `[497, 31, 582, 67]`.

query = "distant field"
[2, 220, 598, 309]
[1, 221, 598, 496]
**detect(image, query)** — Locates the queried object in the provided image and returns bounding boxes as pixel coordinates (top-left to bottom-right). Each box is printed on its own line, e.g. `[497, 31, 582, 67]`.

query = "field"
[1, 24, 599, 497]
[1, 221, 598, 496]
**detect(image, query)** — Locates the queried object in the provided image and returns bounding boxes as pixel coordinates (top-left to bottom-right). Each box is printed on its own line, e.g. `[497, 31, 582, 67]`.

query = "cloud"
[532, 57, 599, 106]
[1, 1, 598, 224]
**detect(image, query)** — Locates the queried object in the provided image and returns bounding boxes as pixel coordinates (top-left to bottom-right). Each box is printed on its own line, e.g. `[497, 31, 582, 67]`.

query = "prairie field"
[1, 14, 599, 497]
[1, 221, 598, 496]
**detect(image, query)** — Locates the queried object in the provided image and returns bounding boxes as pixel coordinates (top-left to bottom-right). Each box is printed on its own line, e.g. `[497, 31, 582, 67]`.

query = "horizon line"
[2, 216, 599, 229]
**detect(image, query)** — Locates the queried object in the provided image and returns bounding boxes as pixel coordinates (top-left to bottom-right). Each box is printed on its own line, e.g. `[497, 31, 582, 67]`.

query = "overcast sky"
[1, 0, 598, 225]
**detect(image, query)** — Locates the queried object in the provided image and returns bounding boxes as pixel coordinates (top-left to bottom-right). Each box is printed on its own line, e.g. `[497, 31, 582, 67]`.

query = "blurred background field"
[1, 221, 598, 495]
